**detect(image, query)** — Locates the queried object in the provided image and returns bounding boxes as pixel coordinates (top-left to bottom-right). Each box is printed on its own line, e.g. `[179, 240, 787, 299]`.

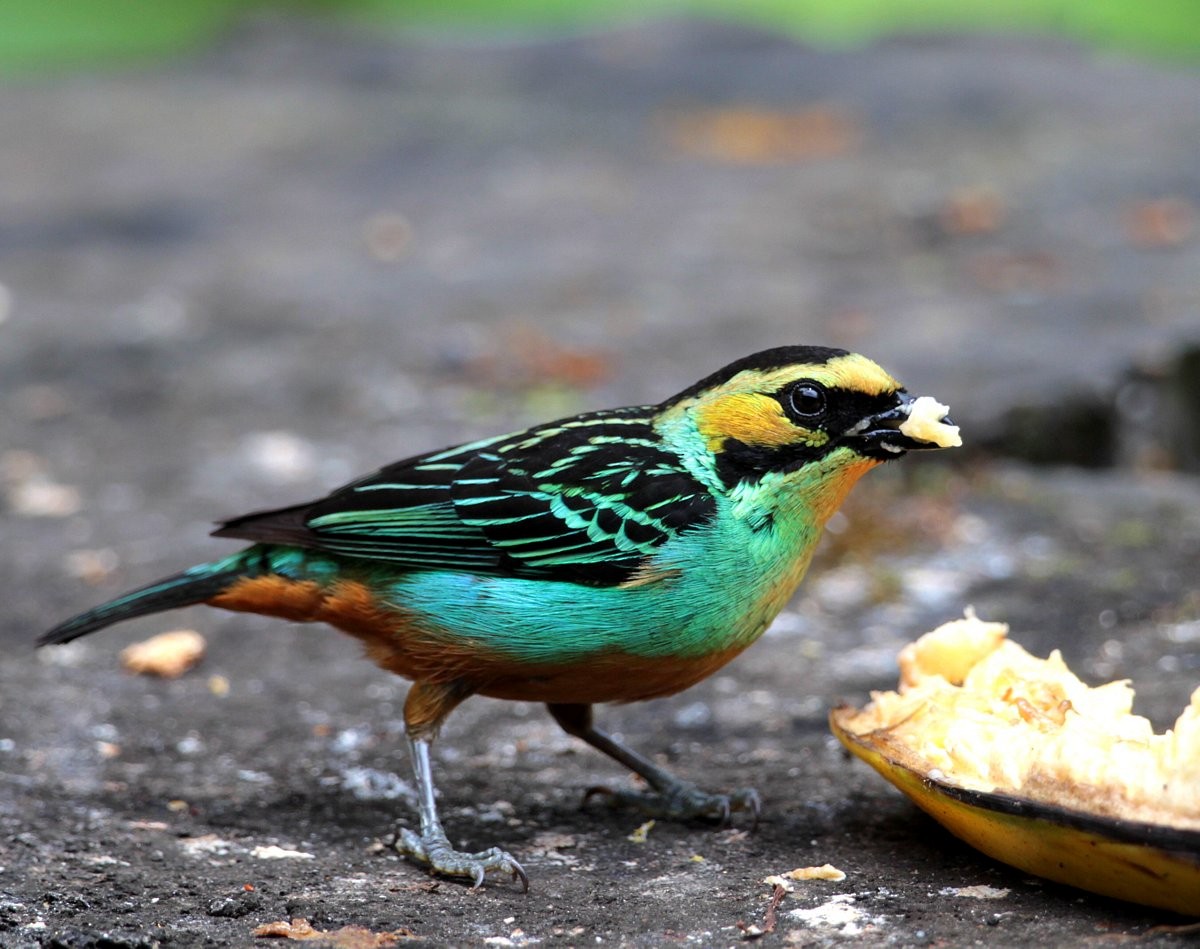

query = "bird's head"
[660, 346, 959, 505]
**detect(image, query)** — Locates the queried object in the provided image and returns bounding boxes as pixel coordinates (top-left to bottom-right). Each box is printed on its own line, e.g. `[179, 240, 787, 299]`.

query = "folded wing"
[214, 409, 716, 586]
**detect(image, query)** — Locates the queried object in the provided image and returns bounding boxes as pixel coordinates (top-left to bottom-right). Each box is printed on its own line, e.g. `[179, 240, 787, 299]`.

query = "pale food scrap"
[899, 396, 962, 448]
[764, 865, 848, 890]
[119, 629, 206, 678]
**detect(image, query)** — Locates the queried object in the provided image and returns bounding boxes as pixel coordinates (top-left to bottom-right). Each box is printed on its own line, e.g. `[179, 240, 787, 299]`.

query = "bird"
[40, 345, 959, 890]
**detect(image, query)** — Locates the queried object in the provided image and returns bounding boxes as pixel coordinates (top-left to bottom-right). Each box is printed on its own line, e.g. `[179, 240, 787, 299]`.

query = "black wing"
[214, 407, 716, 586]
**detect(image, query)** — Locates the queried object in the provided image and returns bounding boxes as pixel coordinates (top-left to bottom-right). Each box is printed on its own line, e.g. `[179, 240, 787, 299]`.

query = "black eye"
[787, 381, 827, 419]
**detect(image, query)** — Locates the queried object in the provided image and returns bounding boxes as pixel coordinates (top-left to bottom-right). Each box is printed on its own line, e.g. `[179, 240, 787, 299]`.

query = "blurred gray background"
[1, 7, 1199, 946]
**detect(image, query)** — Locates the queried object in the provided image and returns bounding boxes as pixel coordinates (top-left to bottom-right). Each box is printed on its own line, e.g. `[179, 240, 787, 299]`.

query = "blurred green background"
[3, 0, 1198, 76]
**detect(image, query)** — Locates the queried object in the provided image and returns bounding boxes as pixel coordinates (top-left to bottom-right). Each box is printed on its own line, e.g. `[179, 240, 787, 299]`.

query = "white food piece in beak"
[899, 396, 962, 448]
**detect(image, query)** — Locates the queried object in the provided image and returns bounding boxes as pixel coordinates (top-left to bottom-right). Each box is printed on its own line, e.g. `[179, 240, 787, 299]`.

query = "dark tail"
[38, 550, 264, 647]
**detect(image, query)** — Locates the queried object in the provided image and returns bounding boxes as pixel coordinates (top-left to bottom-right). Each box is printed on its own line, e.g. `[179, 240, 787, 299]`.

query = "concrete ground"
[1, 16, 1199, 947]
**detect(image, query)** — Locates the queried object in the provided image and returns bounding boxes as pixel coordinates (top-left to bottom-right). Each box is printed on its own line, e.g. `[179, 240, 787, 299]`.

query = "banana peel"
[831, 611, 1200, 916]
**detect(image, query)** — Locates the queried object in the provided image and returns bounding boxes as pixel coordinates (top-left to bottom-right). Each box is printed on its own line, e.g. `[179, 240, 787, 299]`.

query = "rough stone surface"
[1, 17, 1199, 946]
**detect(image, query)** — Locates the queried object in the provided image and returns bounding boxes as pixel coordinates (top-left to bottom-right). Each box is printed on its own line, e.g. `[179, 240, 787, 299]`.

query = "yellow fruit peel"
[831, 611, 1200, 915]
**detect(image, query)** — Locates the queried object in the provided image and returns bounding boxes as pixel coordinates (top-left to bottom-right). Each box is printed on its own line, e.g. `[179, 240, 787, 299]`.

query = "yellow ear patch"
[695, 392, 828, 453]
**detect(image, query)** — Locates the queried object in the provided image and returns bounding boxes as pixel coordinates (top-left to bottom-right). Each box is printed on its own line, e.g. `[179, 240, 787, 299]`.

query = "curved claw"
[389, 826, 529, 892]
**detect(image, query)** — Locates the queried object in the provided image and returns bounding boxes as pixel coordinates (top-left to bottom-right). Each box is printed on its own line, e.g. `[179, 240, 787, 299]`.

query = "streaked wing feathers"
[214, 408, 715, 586]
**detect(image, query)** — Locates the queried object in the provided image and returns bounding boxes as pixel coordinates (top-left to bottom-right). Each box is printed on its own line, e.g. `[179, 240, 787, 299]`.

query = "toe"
[388, 829, 529, 890]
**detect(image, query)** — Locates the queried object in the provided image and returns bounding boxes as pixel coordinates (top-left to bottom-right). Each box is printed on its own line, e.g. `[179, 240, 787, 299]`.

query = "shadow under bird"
[41, 345, 960, 889]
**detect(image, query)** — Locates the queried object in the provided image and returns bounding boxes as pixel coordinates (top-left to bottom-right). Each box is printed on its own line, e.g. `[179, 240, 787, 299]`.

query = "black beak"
[844, 392, 958, 460]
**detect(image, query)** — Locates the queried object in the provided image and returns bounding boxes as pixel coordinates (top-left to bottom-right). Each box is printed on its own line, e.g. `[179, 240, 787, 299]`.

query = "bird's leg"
[392, 735, 528, 890]
[547, 702, 760, 826]
[389, 682, 528, 890]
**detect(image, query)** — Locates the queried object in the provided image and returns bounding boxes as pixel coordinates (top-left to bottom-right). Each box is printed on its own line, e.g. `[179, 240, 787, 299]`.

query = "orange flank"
[208, 574, 750, 733]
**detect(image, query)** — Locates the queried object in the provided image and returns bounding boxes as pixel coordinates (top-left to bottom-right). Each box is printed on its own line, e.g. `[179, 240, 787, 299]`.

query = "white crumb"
[899, 396, 962, 447]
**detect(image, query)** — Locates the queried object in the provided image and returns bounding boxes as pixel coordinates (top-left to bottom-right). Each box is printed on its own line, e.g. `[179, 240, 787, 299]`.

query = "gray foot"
[585, 782, 762, 827]
[389, 826, 529, 891]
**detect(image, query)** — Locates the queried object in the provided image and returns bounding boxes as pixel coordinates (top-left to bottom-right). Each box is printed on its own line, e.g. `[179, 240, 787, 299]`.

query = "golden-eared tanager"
[41, 345, 960, 890]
